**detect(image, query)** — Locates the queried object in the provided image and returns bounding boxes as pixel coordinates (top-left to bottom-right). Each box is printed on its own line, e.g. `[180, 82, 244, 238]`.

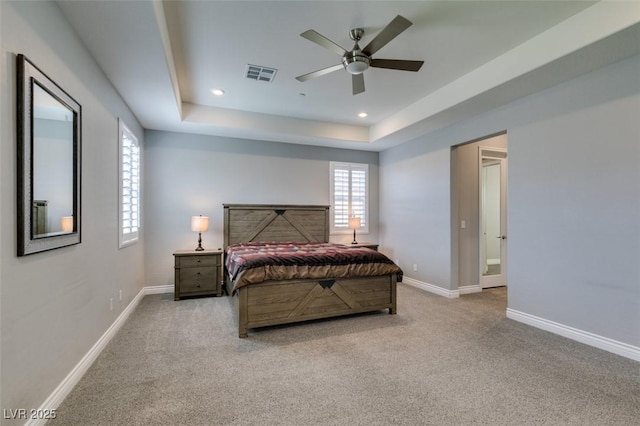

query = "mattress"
[225, 241, 403, 293]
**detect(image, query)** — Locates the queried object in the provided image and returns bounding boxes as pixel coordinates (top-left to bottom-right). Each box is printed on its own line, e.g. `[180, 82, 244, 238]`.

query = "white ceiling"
[57, 1, 640, 151]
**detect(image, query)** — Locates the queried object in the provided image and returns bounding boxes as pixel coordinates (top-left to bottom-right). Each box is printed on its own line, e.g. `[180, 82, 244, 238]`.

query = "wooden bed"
[223, 204, 398, 337]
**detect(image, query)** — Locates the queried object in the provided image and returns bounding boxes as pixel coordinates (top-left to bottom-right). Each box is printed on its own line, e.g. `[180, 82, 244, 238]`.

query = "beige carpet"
[51, 285, 639, 425]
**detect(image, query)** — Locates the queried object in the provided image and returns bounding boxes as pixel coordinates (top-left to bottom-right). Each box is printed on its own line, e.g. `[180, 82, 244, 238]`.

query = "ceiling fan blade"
[352, 73, 365, 95]
[370, 59, 424, 72]
[362, 15, 412, 56]
[296, 63, 344, 82]
[300, 30, 347, 56]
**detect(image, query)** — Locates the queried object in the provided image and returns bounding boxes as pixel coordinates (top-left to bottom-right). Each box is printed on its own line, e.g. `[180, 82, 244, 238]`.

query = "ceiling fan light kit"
[342, 52, 370, 75]
[296, 15, 424, 95]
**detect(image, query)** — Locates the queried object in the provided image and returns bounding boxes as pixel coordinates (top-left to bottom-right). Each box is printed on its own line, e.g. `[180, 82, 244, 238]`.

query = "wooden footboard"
[230, 274, 397, 338]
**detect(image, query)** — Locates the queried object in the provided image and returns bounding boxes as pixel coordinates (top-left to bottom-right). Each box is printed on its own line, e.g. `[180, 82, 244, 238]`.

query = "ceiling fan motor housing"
[342, 45, 370, 74]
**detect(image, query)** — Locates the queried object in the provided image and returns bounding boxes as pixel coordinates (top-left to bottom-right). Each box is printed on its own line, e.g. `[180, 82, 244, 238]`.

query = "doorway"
[452, 133, 507, 294]
[479, 147, 507, 288]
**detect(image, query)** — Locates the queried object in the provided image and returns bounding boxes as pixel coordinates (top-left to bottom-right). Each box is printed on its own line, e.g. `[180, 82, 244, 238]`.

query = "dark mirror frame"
[17, 54, 81, 256]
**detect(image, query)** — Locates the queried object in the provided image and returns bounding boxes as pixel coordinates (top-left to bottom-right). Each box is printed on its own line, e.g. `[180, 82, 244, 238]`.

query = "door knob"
[495, 235, 507, 240]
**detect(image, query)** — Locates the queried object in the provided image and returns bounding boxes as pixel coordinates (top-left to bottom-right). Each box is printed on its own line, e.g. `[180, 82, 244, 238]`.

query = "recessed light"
[211, 89, 225, 96]
[358, 112, 368, 118]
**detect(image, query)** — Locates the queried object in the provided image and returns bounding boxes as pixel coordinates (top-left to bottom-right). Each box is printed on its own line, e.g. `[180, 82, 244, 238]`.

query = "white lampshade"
[61, 216, 74, 232]
[348, 217, 361, 229]
[191, 216, 209, 233]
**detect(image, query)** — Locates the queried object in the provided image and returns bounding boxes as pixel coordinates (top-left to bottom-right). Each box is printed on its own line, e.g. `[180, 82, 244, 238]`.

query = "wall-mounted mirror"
[17, 54, 81, 256]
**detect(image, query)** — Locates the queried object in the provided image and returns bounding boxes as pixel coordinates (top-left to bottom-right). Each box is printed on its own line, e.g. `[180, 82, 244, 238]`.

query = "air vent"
[245, 64, 277, 82]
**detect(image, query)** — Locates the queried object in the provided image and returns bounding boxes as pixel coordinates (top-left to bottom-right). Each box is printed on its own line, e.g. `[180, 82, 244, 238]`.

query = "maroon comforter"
[226, 242, 403, 293]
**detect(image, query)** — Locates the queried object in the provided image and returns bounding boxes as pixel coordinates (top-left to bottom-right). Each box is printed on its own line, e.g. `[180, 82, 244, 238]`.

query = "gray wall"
[143, 130, 379, 287]
[1, 1, 145, 419]
[507, 57, 639, 346]
[379, 138, 453, 287]
[380, 54, 640, 346]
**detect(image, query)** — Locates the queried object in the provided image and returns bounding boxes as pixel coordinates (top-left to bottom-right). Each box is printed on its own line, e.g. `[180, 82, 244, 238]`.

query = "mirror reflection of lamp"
[348, 216, 361, 244]
[191, 215, 209, 251]
[61, 216, 74, 232]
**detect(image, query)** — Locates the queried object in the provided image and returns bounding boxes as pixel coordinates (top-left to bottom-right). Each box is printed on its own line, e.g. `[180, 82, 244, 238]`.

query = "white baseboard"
[26, 285, 171, 426]
[402, 277, 459, 298]
[144, 284, 173, 295]
[506, 308, 640, 362]
[402, 278, 483, 298]
[458, 285, 482, 295]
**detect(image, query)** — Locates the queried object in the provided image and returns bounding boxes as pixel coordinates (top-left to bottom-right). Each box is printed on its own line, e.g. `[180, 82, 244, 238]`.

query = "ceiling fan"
[295, 15, 424, 95]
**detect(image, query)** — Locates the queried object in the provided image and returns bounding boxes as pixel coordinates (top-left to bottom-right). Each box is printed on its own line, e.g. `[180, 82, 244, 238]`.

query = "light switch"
[461, 220, 466, 229]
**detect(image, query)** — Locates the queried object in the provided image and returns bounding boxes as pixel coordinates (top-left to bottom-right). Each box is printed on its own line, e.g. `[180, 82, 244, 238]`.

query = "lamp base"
[195, 233, 204, 251]
[351, 229, 358, 244]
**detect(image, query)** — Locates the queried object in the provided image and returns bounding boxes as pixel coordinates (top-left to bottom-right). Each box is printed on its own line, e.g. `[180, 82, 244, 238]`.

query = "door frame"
[478, 146, 508, 288]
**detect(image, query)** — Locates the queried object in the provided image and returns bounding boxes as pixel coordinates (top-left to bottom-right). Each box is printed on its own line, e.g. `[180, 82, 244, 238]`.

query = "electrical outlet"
[413, 264, 418, 272]
[110, 298, 113, 311]
[119, 290, 122, 301]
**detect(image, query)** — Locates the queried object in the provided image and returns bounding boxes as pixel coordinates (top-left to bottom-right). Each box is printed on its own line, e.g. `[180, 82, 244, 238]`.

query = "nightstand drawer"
[177, 255, 219, 268]
[179, 267, 217, 293]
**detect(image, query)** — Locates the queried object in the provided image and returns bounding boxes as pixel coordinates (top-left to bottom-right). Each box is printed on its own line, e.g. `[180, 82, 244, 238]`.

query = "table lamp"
[61, 216, 74, 232]
[348, 216, 361, 244]
[191, 215, 209, 251]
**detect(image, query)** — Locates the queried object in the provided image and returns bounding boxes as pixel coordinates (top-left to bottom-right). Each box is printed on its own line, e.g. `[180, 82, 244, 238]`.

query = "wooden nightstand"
[347, 242, 379, 251]
[173, 249, 222, 300]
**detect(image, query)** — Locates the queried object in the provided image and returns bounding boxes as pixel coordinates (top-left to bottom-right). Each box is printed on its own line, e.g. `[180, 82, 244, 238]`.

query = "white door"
[479, 147, 507, 288]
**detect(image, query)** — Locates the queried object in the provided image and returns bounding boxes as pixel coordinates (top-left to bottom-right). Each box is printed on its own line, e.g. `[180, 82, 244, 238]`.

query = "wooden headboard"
[223, 204, 330, 248]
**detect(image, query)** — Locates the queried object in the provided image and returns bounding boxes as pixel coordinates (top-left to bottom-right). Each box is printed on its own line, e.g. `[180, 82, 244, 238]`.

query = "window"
[330, 162, 369, 234]
[118, 119, 140, 248]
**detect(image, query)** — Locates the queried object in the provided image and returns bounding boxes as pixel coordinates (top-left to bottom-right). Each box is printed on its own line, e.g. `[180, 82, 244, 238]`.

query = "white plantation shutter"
[330, 162, 369, 234]
[119, 119, 140, 248]
[333, 167, 350, 228]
